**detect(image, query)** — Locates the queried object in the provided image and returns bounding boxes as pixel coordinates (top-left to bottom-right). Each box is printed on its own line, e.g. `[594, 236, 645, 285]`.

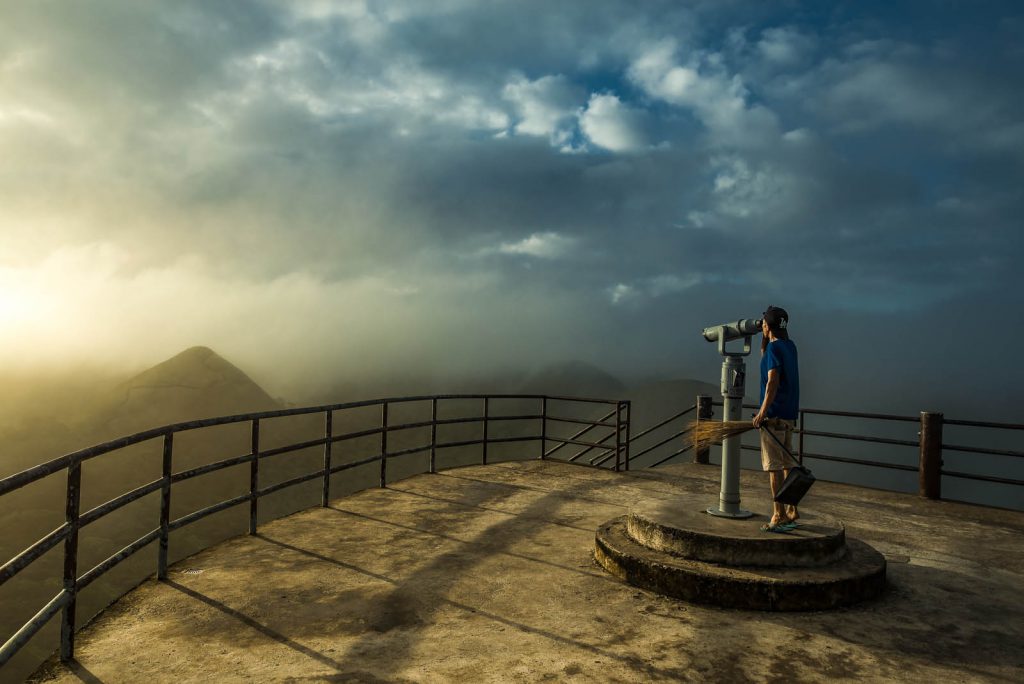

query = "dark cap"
[762, 305, 789, 329]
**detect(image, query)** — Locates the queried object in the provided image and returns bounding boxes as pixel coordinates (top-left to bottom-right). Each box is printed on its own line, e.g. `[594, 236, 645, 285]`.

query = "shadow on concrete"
[67, 660, 105, 684]
[331, 471, 696, 680]
[166, 581, 347, 671]
[797, 560, 1024, 678]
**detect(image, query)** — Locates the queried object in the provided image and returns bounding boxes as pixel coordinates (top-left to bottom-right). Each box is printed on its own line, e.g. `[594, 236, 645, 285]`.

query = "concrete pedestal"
[595, 501, 886, 611]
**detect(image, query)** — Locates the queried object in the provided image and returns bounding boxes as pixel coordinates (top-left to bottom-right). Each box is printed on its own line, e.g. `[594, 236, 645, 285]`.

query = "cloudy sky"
[1, 1, 1021, 415]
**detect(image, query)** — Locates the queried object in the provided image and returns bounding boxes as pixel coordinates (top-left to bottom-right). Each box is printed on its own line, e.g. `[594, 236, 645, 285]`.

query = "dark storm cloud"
[2, 1, 1022, 415]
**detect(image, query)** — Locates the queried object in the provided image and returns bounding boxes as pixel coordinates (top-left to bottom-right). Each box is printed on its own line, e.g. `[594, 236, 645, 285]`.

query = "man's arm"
[753, 368, 780, 427]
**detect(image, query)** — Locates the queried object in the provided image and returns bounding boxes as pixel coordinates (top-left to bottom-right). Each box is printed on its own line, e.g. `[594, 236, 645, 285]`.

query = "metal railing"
[624, 395, 1024, 501]
[0, 394, 630, 670]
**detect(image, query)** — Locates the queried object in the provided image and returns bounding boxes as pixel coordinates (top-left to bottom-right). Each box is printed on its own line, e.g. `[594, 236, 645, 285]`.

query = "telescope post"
[707, 347, 754, 519]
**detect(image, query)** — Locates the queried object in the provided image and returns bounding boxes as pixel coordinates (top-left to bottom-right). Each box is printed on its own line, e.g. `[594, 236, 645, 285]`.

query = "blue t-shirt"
[760, 339, 799, 420]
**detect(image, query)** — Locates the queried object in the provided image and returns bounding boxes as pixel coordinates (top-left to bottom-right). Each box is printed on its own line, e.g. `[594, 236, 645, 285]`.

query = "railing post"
[322, 410, 333, 507]
[249, 419, 260, 535]
[694, 395, 712, 464]
[919, 411, 943, 500]
[482, 397, 490, 465]
[540, 397, 547, 459]
[158, 433, 173, 580]
[379, 401, 388, 488]
[430, 398, 438, 474]
[614, 402, 623, 472]
[60, 460, 81, 663]
[624, 400, 632, 471]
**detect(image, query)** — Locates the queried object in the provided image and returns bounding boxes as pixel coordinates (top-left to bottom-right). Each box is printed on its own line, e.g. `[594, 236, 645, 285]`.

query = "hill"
[94, 346, 280, 437]
[517, 360, 627, 399]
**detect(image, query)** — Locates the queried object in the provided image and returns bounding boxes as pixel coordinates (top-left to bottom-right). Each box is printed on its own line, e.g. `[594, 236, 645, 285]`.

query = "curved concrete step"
[626, 502, 847, 567]
[595, 516, 887, 611]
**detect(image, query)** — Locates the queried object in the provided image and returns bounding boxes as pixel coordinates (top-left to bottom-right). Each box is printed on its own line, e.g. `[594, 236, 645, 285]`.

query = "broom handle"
[758, 422, 801, 468]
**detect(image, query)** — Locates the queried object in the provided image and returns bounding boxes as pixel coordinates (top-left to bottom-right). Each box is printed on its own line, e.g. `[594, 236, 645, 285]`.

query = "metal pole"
[322, 410, 333, 507]
[379, 401, 388, 488]
[249, 419, 260, 535]
[919, 411, 943, 500]
[707, 356, 753, 518]
[158, 433, 173, 580]
[60, 460, 81, 662]
[540, 397, 547, 459]
[624, 400, 632, 471]
[482, 397, 489, 465]
[430, 398, 437, 474]
[695, 395, 712, 464]
[614, 402, 623, 472]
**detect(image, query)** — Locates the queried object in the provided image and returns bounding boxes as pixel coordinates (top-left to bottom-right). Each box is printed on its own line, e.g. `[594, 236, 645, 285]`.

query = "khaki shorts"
[760, 418, 795, 471]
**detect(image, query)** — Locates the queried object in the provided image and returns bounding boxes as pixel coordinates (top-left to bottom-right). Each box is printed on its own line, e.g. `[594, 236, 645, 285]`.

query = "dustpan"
[760, 424, 816, 506]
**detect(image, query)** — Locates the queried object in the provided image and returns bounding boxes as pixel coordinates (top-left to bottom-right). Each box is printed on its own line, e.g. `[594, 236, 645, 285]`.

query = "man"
[751, 305, 800, 532]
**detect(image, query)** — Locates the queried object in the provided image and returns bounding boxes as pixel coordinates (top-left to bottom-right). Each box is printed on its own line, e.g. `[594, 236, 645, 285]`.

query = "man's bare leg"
[780, 468, 799, 522]
[768, 470, 787, 525]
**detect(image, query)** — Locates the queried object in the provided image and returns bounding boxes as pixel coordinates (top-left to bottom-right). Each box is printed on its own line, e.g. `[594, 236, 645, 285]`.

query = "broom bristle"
[688, 420, 757, 452]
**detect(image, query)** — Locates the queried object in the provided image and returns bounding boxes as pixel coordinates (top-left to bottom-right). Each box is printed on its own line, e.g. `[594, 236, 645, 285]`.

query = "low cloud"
[497, 232, 578, 259]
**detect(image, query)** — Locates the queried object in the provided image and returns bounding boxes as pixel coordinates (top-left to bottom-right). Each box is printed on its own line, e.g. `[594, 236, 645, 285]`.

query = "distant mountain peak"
[101, 347, 280, 429]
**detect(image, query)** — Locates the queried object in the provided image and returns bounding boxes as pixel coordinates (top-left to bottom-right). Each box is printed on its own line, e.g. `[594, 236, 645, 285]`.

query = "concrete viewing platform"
[32, 460, 1024, 683]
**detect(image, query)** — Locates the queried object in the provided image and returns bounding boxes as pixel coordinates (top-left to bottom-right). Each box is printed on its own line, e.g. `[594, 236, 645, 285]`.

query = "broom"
[688, 419, 758, 453]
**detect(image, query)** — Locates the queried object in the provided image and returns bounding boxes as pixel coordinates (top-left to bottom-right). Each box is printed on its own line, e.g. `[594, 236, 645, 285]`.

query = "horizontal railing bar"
[649, 445, 693, 468]
[800, 429, 918, 448]
[940, 470, 1024, 486]
[479, 414, 544, 423]
[168, 493, 252, 532]
[631, 427, 693, 460]
[255, 470, 324, 500]
[801, 451, 918, 471]
[78, 528, 161, 590]
[545, 415, 617, 428]
[547, 408, 617, 459]
[801, 408, 918, 422]
[542, 395, 622, 405]
[79, 477, 165, 527]
[435, 438, 486, 450]
[0, 589, 71, 667]
[329, 454, 384, 474]
[258, 436, 329, 460]
[711, 400, 760, 410]
[172, 452, 254, 483]
[589, 449, 619, 467]
[941, 443, 1024, 458]
[330, 425, 385, 443]
[0, 524, 70, 587]
[547, 436, 616, 451]
[569, 433, 615, 463]
[385, 444, 432, 459]
[944, 418, 1024, 430]
[629, 406, 696, 443]
[483, 436, 538, 445]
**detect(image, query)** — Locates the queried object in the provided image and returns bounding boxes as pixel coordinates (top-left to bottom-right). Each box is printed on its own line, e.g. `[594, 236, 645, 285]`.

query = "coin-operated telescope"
[701, 317, 762, 519]
[701, 319, 762, 356]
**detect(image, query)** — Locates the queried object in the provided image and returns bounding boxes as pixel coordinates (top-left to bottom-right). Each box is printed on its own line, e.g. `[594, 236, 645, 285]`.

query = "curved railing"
[0, 394, 631, 671]
[5, 389, 1020, 675]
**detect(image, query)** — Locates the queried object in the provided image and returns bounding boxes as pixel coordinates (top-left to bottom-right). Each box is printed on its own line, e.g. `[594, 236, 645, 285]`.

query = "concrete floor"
[31, 460, 1024, 683]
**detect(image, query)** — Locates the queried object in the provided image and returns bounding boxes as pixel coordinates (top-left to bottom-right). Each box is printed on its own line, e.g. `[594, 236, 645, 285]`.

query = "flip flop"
[760, 522, 795, 533]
